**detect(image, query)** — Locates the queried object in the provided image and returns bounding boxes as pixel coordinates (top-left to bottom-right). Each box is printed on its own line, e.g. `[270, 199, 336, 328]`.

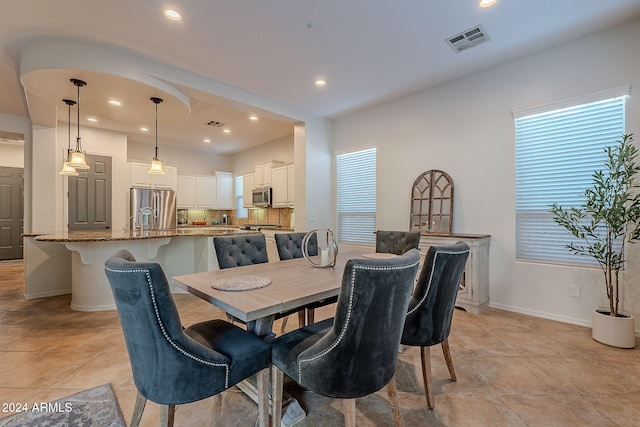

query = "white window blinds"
[515, 95, 626, 265]
[337, 148, 376, 245]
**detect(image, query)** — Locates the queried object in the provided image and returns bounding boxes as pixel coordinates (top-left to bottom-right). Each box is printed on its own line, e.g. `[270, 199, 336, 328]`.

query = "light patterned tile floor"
[1, 263, 639, 426]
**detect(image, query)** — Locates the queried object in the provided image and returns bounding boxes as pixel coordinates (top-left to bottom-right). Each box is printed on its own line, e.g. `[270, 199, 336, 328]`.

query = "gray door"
[0, 166, 24, 260]
[68, 154, 112, 231]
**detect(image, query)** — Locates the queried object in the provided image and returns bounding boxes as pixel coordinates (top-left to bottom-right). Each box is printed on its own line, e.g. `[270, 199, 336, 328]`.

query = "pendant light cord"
[155, 101, 159, 159]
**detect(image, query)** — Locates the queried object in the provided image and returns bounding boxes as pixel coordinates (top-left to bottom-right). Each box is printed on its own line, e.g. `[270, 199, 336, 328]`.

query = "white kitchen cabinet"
[178, 172, 233, 210]
[254, 161, 284, 187]
[177, 175, 196, 208]
[214, 171, 234, 210]
[272, 164, 294, 207]
[195, 176, 216, 209]
[418, 233, 491, 314]
[130, 162, 177, 189]
[243, 173, 255, 208]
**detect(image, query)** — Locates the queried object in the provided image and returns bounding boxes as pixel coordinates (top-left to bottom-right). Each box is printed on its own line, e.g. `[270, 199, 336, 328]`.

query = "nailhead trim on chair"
[105, 266, 230, 388]
[297, 259, 420, 383]
[406, 249, 470, 316]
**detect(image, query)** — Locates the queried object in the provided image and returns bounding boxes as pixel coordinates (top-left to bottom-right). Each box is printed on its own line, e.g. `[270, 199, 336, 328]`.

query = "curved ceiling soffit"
[19, 37, 191, 126]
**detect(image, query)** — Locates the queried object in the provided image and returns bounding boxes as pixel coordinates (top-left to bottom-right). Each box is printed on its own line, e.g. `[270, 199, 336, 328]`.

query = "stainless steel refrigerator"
[130, 187, 176, 230]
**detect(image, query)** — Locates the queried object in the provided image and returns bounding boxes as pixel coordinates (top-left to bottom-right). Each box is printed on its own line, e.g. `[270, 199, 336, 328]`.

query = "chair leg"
[130, 391, 146, 427]
[386, 374, 405, 427]
[280, 315, 290, 333]
[307, 308, 315, 325]
[441, 338, 457, 381]
[420, 346, 434, 409]
[342, 398, 356, 427]
[160, 405, 176, 427]
[256, 367, 269, 427]
[271, 365, 284, 427]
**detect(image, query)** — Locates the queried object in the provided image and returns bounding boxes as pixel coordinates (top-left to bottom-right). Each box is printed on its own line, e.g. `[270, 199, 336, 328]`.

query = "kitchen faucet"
[137, 206, 156, 231]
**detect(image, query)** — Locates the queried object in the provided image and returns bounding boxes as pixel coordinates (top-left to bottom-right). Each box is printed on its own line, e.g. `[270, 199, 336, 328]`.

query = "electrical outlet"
[97, 277, 107, 288]
[570, 283, 581, 297]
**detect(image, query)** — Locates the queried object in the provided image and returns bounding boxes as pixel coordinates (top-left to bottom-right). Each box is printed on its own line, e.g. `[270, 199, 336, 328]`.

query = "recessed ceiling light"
[87, 117, 97, 122]
[108, 100, 122, 106]
[140, 127, 149, 132]
[204, 139, 211, 143]
[315, 80, 327, 87]
[223, 129, 231, 134]
[479, 0, 496, 7]
[164, 9, 182, 21]
[249, 115, 258, 121]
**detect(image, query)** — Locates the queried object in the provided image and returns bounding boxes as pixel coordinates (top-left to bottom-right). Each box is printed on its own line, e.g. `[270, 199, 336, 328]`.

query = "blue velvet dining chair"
[104, 250, 271, 427]
[213, 234, 269, 269]
[274, 232, 336, 333]
[270, 249, 421, 427]
[375, 230, 421, 255]
[400, 241, 470, 409]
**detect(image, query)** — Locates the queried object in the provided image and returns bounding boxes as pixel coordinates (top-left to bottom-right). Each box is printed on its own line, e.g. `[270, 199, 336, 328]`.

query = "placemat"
[361, 253, 399, 259]
[212, 275, 272, 291]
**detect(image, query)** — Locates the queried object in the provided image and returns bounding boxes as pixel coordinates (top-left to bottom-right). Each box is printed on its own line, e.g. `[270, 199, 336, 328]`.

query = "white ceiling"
[2, 0, 640, 154]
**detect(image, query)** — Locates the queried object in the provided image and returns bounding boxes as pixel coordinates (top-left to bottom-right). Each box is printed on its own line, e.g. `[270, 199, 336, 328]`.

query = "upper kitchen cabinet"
[272, 164, 294, 208]
[254, 161, 283, 187]
[130, 162, 177, 189]
[178, 172, 233, 210]
[214, 171, 233, 210]
[243, 173, 255, 208]
[177, 175, 196, 208]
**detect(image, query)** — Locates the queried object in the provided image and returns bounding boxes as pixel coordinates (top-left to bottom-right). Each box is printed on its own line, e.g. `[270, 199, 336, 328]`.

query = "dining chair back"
[375, 230, 421, 255]
[400, 241, 470, 409]
[274, 232, 317, 260]
[213, 234, 268, 269]
[270, 249, 421, 427]
[104, 250, 271, 427]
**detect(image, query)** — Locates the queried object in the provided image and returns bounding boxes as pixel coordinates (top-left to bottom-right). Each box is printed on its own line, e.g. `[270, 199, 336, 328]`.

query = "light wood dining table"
[171, 250, 362, 340]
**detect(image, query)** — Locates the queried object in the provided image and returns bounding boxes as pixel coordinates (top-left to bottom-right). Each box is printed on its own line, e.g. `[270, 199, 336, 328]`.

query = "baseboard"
[25, 289, 71, 299]
[489, 302, 640, 337]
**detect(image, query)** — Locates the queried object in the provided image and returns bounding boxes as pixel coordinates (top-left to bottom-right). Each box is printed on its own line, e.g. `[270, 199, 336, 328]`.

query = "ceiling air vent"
[445, 25, 490, 53]
[206, 120, 226, 127]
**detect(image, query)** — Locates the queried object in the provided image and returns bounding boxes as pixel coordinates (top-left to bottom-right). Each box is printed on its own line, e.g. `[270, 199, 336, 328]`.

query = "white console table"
[419, 233, 491, 314]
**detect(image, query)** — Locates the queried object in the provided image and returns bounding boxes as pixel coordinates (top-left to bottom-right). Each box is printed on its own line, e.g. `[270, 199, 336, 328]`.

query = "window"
[515, 90, 627, 265]
[337, 147, 376, 245]
[235, 175, 248, 219]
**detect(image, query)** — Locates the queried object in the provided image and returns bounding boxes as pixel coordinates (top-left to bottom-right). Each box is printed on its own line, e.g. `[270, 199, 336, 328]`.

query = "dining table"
[170, 250, 368, 426]
[171, 250, 365, 340]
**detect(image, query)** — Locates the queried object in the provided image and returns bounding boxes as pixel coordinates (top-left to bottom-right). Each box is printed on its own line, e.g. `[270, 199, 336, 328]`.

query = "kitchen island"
[25, 227, 260, 311]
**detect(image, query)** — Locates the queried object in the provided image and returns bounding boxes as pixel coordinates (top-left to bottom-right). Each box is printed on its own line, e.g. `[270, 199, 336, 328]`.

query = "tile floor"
[1, 262, 639, 426]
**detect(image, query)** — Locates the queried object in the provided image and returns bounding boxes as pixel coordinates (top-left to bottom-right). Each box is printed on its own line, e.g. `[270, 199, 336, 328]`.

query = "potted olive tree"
[550, 134, 640, 348]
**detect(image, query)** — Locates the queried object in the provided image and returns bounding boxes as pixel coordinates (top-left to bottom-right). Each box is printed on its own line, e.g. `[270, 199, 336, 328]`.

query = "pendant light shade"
[59, 98, 79, 176]
[67, 78, 90, 170]
[148, 97, 165, 175]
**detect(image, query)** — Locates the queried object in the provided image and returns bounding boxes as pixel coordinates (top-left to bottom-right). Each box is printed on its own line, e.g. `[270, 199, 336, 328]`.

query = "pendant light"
[67, 78, 90, 170]
[58, 99, 79, 176]
[148, 97, 165, 175]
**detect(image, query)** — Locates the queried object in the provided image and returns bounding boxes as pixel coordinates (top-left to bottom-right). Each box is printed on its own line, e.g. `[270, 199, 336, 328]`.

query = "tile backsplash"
[178, 207, 293, 228]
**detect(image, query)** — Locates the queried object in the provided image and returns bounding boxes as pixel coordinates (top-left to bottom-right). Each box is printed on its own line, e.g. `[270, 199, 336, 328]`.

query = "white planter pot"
[592, 309, 636, 349]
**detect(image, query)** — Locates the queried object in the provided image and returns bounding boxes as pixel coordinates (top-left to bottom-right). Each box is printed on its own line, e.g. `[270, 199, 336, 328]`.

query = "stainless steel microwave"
[252, 187, 272, 207]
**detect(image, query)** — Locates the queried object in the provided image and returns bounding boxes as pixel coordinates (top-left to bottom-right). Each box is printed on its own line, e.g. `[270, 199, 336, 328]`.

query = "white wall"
[0, 143, 24, 168]
[333, 19, 640, 330]
[127, 140, 231, 175]
[230, 134, 294, 175]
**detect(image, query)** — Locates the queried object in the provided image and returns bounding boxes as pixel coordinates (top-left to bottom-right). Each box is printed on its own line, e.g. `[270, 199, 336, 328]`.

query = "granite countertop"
[31, 228, 259, 242]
